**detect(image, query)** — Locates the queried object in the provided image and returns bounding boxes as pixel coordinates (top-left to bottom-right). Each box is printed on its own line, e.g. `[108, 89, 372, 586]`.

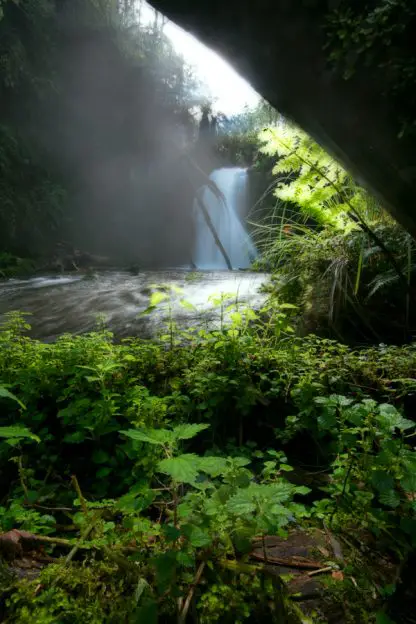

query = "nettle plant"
[121, 423, 310, 611]
[0, 384, 39, 449]
[309, 395, 416, 542]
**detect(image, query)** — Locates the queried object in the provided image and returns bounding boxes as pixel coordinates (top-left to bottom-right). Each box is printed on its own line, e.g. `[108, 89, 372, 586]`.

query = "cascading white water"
[193, 167, 257, 270]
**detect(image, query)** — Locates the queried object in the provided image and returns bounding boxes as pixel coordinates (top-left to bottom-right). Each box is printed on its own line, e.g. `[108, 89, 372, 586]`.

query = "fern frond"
[367, 271, 399, 298]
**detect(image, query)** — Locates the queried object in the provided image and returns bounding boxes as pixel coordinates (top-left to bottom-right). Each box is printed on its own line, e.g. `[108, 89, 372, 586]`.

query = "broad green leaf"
[177, 501, 194, 519]
[123, 354, 136, 362]
[0, 426, 40, 443]
[335, 395, 354, 407]
[180, 299, 197, 311]
[161, 524, 181, 543]
[135, 602, 158, 624]
[377, 404, 414, 432]
[318, 409, 337, 431]
[378, 490, 400, 509]
[371, 470, 395, 493]
[176, 551, 195, 567]
[182, 524, 212, 548]
[0, 386, 26, 409]
[173, 423, 209, 441]
[134, 578, 149, 604]
[150, 292, 168, 306]
[230, 312, 243, 326]
[214, 484, 233, 505]
[121, 428, 173, 446]
[233, 472, 252, 488]
[400, 471, 416, 493]
[158, 454, 200, 484]
[197, 456, 228, 477]
[116, 488, 155, 513]
[92, 449, 109, 464]
[153, 551, 177, 593]
[265, 481, 298, 503]
[230, 457, 251, 468]
[345, 405, 366, 426]
[96, 466, 112, 478]
[63, 431, 85, 443]
[226, 492, 256, 515]
[227, 482, 295, 517]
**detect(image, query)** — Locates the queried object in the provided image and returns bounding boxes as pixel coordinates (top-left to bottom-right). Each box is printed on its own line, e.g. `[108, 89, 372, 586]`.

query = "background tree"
[0, 0, 209, 265]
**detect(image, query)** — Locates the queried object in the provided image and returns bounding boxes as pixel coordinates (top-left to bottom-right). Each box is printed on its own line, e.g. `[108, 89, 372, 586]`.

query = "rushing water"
[0, 270, 267, 341]
[194, 167, 257, 270]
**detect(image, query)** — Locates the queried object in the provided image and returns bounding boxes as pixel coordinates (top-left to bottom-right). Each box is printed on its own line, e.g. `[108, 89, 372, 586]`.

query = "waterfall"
[193, 167, 257, 270]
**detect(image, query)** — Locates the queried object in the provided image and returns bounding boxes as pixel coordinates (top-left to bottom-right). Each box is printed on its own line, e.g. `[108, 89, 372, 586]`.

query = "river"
[0, 270, 267, 341]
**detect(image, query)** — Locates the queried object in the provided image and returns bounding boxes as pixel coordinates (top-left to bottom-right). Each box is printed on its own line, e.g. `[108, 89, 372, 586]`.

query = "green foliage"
[7, 561, 142, 623]
[0, 252, 36, 277]
[221, 100, 282, 135]
[289, 393, 416, 541]
[255, 122, 414, 342]
[259, 123, 376, 230]
[0, 426, 39, 442]
[0, 384, 25, 409]
[0, 304, 415, 621]
[325, 0, 416, 139]
[260, 221, 415, 342]
[212, 132, 260, 167]
[0, 125, 66, 253]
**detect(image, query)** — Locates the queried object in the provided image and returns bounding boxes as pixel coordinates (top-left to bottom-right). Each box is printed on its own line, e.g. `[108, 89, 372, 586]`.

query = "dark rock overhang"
[150, 0, 416, 236]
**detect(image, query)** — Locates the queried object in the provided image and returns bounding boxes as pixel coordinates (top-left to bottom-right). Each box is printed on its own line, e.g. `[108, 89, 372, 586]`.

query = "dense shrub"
[0, 302, 415, 621]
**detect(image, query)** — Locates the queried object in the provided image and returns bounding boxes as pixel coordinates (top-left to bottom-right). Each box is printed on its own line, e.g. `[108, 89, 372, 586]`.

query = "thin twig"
[65, 522, 96, 565]
[25, 503, 74, 513]
[196, 195, 232, 270]
[307, 566, 333, 577]
[71, 475, 88, 515]
[178, 561, 206, 624]
[18, 456, 29, 503]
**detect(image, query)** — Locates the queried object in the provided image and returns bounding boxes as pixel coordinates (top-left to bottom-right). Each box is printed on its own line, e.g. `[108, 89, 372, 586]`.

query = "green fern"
[259, 124, 353, 229]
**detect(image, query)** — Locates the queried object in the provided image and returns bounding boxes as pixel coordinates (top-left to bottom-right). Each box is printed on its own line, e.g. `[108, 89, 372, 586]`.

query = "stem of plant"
[178, 561, 206, 624]
[71, 474, 88, 515]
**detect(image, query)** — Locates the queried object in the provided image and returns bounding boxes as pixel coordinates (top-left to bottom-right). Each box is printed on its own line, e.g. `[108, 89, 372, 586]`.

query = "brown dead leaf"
[0, 529, 42, 561]
[317, 546, 330, 557]
[331, 570, 344, 582]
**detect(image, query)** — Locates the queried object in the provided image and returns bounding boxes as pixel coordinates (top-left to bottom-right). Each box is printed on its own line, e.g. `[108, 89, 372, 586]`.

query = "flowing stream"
[193, 167, 257, 270]
[0, 169, 264, 341]
[0, 270, 266, 341]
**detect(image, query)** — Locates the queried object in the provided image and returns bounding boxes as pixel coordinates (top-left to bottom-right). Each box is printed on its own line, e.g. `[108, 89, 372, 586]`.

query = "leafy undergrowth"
[0, 303, 415, 623]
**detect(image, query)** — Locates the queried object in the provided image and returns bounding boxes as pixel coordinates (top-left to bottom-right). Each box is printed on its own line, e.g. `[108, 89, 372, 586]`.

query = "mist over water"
[0, 2, 264, 345]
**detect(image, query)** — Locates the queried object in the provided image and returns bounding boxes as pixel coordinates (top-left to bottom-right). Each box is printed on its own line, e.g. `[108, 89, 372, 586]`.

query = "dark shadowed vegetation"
[1, 1, 416, 623]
